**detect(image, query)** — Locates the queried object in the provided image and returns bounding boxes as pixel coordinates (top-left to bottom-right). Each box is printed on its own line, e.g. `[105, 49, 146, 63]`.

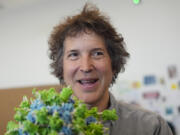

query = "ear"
[112, 69, 116, 75]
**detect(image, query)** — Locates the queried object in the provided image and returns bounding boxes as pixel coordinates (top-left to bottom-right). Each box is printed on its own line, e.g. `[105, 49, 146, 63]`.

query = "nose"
[80, 55, 93, 73]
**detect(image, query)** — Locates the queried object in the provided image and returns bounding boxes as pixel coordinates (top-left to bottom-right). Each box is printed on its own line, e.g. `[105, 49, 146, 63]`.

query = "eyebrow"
[91, 48, 105, 52]
[66, 49, 79, 53]
[65, 48, 105, 55]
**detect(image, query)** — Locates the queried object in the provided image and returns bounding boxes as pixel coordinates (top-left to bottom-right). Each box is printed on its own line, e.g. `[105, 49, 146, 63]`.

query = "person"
[167, 121, 176, 135]
[172, 106, 180, 135]
[48, 3, 173, 135]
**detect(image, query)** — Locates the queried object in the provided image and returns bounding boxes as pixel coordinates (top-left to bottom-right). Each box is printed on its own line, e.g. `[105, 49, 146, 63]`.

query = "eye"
[92, 51, 104, 59]
[67, 52, 79, 60]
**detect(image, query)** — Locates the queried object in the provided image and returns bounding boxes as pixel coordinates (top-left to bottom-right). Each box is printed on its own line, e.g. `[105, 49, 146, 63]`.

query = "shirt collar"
[103, 92, 118, 130]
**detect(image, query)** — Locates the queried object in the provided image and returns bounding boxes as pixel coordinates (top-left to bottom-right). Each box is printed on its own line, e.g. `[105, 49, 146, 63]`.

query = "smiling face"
[63, 31, 113, 111]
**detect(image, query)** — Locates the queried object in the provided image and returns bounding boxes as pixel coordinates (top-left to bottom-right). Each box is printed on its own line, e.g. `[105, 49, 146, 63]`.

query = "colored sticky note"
[132, 81, 141, 89]
[171, 83, 177, 90]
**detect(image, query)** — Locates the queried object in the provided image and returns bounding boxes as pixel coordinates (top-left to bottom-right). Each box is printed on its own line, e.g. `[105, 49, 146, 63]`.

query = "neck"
[87, 91, 110, 112]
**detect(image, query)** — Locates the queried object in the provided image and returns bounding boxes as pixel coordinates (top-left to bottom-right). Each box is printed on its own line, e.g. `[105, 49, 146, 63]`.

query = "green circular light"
[133, 0, 141, 4]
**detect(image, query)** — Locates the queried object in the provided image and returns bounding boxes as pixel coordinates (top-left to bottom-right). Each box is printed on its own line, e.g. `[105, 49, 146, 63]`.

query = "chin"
[80, 95, 98, 105]
[73, 88, 101, 104]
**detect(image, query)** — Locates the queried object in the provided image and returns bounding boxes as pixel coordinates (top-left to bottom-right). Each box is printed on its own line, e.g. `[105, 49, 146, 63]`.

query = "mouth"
[77, 78, 98, 85]
[77, 78, 99, 89]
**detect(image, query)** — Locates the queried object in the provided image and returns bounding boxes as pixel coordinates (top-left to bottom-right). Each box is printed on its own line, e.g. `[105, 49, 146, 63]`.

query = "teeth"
[79, 80, 96, 84]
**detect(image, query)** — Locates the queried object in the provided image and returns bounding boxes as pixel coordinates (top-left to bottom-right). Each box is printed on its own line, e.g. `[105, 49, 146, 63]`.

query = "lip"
[76, 78, 99, 91]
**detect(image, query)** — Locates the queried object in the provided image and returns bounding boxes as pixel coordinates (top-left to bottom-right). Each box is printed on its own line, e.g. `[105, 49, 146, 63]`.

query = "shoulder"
[109, 93, 172, 135]
[116, 100, 160, 126]
[109, 92, 159, 124]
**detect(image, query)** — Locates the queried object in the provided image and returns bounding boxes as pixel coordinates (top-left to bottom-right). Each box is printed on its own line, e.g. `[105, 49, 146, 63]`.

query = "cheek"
[96, 60, 113, 77]
[63, 61, 70, 81]
[63, 61, 77, 82]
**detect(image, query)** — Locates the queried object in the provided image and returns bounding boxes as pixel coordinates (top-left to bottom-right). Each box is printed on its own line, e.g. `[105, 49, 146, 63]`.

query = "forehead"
[64, 31, 106, 51]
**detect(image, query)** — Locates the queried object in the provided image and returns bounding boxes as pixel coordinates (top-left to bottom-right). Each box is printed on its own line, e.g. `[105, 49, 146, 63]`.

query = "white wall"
[0, 0, 180, 89]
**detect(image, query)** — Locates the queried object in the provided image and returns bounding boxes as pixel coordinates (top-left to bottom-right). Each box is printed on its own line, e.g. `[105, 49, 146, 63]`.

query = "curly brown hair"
[48, 3, 130, 85]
